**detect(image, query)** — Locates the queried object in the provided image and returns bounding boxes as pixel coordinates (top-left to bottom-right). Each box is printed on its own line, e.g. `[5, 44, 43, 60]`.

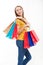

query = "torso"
[16, 18, 27, 40]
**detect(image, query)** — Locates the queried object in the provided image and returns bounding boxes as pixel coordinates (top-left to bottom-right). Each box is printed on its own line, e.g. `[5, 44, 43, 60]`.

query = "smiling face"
[15, 6, 24, 17]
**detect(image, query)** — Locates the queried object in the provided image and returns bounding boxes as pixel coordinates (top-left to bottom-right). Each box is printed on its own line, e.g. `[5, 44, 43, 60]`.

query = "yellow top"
[16, 18, 27, 40]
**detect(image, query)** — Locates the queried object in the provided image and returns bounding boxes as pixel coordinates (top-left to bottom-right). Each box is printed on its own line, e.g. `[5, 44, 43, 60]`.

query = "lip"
[18, 12, 21, 14]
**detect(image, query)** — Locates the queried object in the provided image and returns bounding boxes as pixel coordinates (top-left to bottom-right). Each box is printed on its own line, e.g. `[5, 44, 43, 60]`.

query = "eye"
[16, 10, 18, 11]
[20, 8, 22, 10]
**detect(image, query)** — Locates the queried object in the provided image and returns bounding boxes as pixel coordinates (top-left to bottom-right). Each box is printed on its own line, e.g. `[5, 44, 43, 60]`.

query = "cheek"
[16, 11, 19, 14]
[20, 10, 23, 14]
[16, 9, 23, 15]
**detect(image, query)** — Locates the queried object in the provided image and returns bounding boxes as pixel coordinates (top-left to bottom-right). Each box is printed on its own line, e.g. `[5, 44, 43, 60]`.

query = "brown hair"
[14, 6, 24, 18]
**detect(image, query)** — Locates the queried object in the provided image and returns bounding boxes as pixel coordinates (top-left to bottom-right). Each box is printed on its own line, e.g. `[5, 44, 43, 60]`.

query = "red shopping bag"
[12, 24, 18, 39]
[24, 32, 30, 48]
[30, 30, 39, 44]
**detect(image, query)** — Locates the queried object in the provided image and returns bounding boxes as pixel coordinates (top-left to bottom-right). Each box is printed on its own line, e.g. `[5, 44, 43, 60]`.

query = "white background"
[0, 0, 43, 65]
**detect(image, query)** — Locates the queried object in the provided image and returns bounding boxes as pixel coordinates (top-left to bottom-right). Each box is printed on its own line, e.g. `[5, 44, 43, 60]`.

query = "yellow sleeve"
[16, 19, 21, 26]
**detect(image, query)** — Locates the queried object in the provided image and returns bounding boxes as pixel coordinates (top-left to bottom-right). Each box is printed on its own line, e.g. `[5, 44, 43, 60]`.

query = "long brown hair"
[14, 6, 24, 18]
[14, 6, 27, 24]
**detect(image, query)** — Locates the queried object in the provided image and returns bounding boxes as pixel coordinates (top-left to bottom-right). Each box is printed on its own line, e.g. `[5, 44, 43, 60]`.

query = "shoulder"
[15, 18, 21, 25]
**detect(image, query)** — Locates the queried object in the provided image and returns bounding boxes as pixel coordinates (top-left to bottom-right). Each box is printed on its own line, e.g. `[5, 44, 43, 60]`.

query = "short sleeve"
[16, 19, 21, 26]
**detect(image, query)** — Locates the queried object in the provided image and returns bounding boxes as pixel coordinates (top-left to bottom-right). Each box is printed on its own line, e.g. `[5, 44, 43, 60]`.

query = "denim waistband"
[16, 40, 24, 48]
[16, 40, 24, 41]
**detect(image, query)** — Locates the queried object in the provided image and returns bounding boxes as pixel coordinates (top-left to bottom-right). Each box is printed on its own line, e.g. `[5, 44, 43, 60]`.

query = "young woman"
[15, 6, 32, 65]
[3, 5, 39, 65]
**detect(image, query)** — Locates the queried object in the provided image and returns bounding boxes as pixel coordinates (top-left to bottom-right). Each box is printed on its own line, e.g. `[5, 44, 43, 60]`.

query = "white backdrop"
[0, 0, 43, 65]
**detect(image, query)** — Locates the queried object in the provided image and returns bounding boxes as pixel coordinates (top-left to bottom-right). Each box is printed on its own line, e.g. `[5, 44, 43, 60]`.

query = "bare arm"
[17, 24, 29, 35]
[16, 17, 30, 35]
[16, 17, 30, 27]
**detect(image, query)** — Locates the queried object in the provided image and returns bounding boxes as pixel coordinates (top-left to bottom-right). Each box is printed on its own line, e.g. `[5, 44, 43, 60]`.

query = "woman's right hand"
[24, 24, 30, 31]
[24, 24, 29, 28]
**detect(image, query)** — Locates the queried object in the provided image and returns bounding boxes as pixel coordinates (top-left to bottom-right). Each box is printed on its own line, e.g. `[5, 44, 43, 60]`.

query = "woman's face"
[15, 7, 23, 17]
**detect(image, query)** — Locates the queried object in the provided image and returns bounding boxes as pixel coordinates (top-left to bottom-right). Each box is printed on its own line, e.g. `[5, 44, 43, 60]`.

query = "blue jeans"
[16, 40, 32, 65]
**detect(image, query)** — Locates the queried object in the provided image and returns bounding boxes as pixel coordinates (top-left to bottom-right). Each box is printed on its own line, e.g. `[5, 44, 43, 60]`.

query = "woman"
[15, 6, 32, 65]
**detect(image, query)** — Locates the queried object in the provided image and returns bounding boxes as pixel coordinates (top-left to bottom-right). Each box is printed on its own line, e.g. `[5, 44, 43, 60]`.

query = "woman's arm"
[16, 17, 30, 27]
[16, 17, 30, 34]
[17, 24, 29, 35]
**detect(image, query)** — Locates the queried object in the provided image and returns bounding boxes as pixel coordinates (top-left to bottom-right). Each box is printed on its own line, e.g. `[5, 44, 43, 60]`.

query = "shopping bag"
[3, 21, 14, 34]
[3, 20, 18, 39]
[6, 21, 17, 39]
[24, 32, 30, 48]
[24, 30, 39, 48]
[12, 24, 18, 39]
[30, 30, 39, 43]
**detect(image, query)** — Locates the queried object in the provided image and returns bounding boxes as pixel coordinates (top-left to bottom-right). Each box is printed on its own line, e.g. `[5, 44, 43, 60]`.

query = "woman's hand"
[24, 24, 29, 28]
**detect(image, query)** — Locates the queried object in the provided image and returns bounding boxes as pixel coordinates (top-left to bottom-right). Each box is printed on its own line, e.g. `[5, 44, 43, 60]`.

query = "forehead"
[16, 7, 22, 10]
